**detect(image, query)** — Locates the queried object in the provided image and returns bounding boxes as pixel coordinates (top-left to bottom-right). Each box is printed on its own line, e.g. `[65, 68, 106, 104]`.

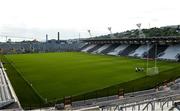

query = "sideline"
[1, 62, 22, 110]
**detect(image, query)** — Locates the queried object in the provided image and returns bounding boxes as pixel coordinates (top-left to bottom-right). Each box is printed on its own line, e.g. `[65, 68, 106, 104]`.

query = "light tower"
[108, 27, 114, 38]
[78, 33, 81, 42]
[136, 23, 145, 38]
[176, 25, 180, 33]
[58, 32, 60, 41]
[5, 36, 8, 42]
[46, 34, 48, 43]
[88, 30, 92, 38]
[108, 27, 112, 34]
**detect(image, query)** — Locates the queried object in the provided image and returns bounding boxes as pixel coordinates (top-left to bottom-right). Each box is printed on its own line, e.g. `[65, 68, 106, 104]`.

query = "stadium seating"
[128, 45, 152, 57]
[107, 44, 129, 56]
[158, 44, 180, 61]
[101, 44, 119, 54]
[87, 44, 104, 53]
[81, 44, 97, 52]
[79, 42, 180, 61]
[79, 43, 90, 51]
[92, 44, 111, 54]
[119, 45, 140, 56]
[144, 44, 168, 59]
[0, 63, 15, 108]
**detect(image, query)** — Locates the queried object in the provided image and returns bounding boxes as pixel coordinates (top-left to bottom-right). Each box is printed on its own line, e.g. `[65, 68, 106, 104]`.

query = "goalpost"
[136, 23, 159, 76]
[146, 43, 159, 76]
[147, 67, 159, 76]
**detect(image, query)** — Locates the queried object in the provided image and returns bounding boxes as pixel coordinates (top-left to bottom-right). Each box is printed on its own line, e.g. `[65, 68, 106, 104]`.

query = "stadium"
[0, 25, 180, 110]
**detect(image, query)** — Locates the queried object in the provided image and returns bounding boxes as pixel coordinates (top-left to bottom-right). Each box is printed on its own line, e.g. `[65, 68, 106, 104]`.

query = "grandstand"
[81, 44, 96, 52]
[108, 44, 129, 55]
[0, 63, 20, 110]
[128, 45, 152, 58]
[81, 37, 180, 61]
[92, 44, 111, 54]
[158, 44, 180, 61]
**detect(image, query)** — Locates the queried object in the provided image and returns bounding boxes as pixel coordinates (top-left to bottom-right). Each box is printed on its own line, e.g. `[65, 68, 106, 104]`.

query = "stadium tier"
[101, 44, 119, 54]
[119, 44, 140, 56]
[79, 43, 90, 50]
[108, 44, 129, 55]
[158, 44, 180, 60]
[0, 63, 16, 109]
[81, 44, 96, 52]
[92, 44, 111, 54]
[88, 44, 103, 53]
[81, 43, 180, 61]
[144, 44, 169, 58]
[128, 45, 152, 57]
[80, 37, 180, 61]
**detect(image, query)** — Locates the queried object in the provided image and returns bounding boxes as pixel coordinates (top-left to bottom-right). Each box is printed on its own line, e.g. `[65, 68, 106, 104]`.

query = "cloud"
[0, 0, 180, 41]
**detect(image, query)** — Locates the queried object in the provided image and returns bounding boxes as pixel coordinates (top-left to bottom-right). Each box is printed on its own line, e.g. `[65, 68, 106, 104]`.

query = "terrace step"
[119, 44, 140, 56]
[144, 44, 168, 59]
[87, 44, 104, 52]
[101, 44, 120, 54]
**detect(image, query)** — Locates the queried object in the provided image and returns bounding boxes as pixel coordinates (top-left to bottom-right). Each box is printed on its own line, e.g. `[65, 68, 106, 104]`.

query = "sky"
[0, 0, 180, 42]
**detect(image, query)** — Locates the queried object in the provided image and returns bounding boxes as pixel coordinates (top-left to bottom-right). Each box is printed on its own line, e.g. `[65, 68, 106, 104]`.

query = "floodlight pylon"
[108, 27, 115, 38]
[88, 30, 92, 38]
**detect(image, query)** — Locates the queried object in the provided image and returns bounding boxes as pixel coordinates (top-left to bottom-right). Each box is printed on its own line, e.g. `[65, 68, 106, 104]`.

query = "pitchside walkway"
[0, 62, 21, 110]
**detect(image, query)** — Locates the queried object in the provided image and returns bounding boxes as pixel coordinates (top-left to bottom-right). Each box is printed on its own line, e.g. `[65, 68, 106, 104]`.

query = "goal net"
[147, 67, 159, 76]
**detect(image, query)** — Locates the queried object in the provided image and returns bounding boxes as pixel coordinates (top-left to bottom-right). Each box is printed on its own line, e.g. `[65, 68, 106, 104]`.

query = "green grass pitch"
[2, 52, 180, 108]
